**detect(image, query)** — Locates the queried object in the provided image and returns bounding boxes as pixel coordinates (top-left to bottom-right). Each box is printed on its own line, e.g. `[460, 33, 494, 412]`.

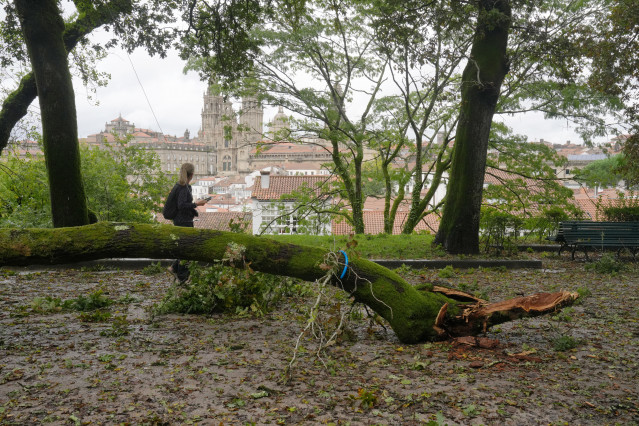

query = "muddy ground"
[0, 256, 637, 425]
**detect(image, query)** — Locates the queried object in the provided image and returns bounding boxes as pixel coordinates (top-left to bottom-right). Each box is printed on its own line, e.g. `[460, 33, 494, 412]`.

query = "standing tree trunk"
[434, 0, 511, 254]
[0, 0, 133, 155]
[15, 0, 89, 227]
[0, 222, 578, 344]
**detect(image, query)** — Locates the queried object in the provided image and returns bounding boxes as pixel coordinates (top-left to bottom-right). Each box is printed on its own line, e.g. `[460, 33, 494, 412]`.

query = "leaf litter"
[0, 256, 637, 424]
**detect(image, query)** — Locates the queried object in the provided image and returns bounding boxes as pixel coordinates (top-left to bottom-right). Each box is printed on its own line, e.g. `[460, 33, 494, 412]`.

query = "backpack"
[162, 184, 181, 220]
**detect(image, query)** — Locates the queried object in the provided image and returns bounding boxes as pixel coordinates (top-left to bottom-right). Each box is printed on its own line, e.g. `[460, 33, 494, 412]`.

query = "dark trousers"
[172, 221, 194, 282]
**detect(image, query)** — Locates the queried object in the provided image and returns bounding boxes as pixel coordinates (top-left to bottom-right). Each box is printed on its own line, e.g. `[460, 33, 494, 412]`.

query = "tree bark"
[434, 0, 511, 254]
[15, 0, 89, 227]
[0, 222, 578, 343]
[0, 73, 37, 154]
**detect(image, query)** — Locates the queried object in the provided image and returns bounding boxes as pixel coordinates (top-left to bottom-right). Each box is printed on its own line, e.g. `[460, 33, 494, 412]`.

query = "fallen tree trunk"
[0, 222, 578, 343]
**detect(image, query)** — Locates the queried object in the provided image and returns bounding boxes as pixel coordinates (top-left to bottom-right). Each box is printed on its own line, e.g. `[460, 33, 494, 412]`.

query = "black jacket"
[173, 184, 198, 225]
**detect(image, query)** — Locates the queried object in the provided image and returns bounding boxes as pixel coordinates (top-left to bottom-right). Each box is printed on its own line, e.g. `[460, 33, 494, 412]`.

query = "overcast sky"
[73, 48, 591, 145]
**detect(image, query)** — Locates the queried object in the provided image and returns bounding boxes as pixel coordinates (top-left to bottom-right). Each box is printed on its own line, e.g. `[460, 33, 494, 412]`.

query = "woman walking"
[168, 163, 207, 282]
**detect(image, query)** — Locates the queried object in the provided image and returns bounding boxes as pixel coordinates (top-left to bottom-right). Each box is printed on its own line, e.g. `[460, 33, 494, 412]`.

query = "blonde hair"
[178, 163, 195, 185]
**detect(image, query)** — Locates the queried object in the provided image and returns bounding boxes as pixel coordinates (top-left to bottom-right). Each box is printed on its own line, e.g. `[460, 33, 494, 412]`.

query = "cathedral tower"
[200, 86, 264, 176]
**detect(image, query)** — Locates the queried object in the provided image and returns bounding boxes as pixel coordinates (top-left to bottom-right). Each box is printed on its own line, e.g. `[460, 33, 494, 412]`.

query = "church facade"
[85, 86, 339, 178]
[199, 87, 264, 176]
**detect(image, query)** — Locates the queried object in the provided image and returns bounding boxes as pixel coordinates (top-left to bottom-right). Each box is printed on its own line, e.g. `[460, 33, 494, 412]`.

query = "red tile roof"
[571, 188, 638, 220]
[362, 197, 412, 212]
[251, 142, 327, 155]
[332, 211, 440, 235]
[252, 175, 334, 200]
[157, 212, 252, 232]
[484, 168, 547, 195]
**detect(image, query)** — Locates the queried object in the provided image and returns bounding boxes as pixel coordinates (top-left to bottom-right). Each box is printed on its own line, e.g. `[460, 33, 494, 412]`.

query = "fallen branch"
[0, 222, 578, 343]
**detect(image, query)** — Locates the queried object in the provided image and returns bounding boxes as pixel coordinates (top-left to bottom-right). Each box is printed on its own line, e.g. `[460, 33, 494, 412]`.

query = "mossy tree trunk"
[434, 0, 511, 254]
[15, 0, 89, 227]
[0, 222, 577, 344]
[402, 154, 447, 234]
[329, 133, 365, 235]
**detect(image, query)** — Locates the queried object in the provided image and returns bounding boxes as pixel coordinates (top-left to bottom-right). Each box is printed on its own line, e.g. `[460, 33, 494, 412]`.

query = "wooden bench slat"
[549, 221, 639, 260]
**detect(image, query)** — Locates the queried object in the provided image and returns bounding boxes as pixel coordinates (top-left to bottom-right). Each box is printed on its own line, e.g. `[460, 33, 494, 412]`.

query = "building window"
[259, 202, 328, 235]
[261, 204, 298, 235]
[223, 155, 231, 171]
[565, 169, 571, 175]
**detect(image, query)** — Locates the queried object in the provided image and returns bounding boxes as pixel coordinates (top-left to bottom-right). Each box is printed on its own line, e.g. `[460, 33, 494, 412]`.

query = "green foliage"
[585, 0, 639, 160]
[574, 154, 625, 189]
[603, 206, 639, 222]
[529, 206, 572, 241]
[1, 1, 179, 75]
[462, 403, 479, 417]
[601, 193, 639, 221]
[28, 296, 66, 314]
[576, 287, 592, 299]
[80, 137, 173, 223]
[619, 135, 639, 187]
[228, 217, 251, 233]
[0, 146, 52, 228]
[20, 289, 114, 315]
[585, 253, 627, 275]
[142, 262, 165, 275]
[69, 289, 114, 312]
[354, 388, 378, 410]
[437, 265, 456, 279]
[551, 307, 575, 322]
[101, 315, 130, 337]
[552, 335, 580, 352]
[425, 412, 448, 426]
[0, 137, 171, 227]
[480, 208, 522, 253]
[179, 0, 264, 87]
[480, 131, 585, 245]
[361, 161, 387, 199]
[118, 293, 139, 305]
[155, 244, 308, 316]
[78, 310, 112, 323]
[485, 132, 579, 213]
[157, 264, 303, 316]
[393, 264, 412, 276]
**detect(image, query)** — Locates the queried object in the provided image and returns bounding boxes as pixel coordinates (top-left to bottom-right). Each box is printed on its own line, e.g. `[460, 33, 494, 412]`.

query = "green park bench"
[549, 221, 639, 260]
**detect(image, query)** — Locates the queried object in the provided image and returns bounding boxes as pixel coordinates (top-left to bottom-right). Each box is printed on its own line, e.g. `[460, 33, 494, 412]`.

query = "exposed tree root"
[447, 291, 580, 337]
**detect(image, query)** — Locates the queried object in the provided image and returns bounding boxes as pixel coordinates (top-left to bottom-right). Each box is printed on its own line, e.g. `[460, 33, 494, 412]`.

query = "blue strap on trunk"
[339, 250, 348, 279]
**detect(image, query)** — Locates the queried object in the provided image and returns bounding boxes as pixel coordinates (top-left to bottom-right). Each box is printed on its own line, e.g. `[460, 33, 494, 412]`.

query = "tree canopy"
[581, 0, 639, 185]
[1, 0, 632, 248]
[0, 0, 180, 153]
[1, 0, 181, 227]
[574, 154, 627, 190]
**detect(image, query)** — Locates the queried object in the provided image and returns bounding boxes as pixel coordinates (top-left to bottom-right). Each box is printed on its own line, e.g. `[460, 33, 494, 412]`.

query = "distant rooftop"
[566, 154, 608, 161]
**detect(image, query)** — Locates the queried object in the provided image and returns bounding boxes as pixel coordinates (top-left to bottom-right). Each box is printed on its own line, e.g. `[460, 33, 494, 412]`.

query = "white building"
[250, 172, 333, 235]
